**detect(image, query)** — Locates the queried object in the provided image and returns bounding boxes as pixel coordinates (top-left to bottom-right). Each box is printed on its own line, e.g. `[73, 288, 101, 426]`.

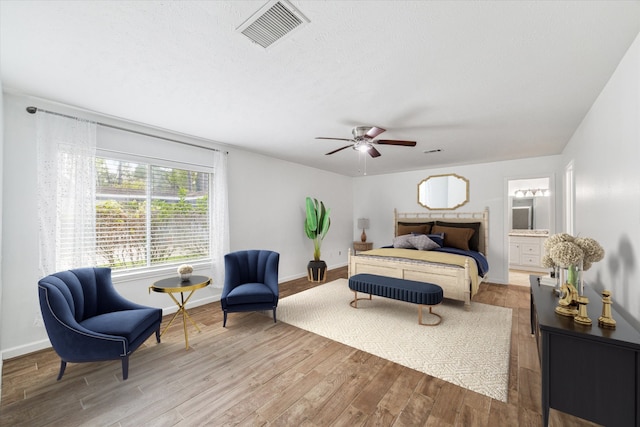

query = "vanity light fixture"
[514, 188, 550, 198]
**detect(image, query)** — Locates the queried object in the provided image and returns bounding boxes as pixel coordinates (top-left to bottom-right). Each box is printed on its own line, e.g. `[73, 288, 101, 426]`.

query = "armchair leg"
[121, 355, 129, 380]
[155, 327, 161, 343]
[57, 360, 67, 381]
[223, 311, 228, 327]
[273, 307, 277, 323]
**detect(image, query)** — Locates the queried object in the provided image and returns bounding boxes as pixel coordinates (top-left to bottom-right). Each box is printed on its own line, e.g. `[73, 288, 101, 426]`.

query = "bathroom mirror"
[417, 173, 469, 210]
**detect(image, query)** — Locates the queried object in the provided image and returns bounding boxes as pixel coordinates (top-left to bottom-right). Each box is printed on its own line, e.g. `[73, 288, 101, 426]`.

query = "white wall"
[226, 149, 353, 281]
[562, 32, 640, 327]
[353, 155, 563, 285]
[0, 92, 353, 358]
[0, 79, 4, 385]
[1, 93, 44, 358]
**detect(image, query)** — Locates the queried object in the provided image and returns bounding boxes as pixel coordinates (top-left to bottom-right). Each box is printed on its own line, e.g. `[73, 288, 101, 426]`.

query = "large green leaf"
[319, 202, 331, 239]
[305, 197, 317, 231]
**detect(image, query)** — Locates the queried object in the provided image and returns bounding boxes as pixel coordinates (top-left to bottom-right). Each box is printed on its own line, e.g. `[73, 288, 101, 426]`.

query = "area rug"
[276, 279, 512, 402]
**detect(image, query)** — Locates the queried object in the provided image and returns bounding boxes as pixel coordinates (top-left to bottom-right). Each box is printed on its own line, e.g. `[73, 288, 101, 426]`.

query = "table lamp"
[358, 218, 369, 242]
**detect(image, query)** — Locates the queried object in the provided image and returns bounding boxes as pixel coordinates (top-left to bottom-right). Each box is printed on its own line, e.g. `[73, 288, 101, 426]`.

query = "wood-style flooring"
[1, 267, 599, 426]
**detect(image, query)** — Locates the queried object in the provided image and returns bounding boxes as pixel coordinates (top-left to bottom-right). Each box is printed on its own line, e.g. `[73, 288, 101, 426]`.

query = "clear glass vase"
[566, 259, 584, 295]
[553, 266, 562, 296]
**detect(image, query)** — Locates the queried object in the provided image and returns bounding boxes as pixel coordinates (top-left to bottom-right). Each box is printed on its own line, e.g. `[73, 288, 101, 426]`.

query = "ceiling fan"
[316, 126, 417, 157]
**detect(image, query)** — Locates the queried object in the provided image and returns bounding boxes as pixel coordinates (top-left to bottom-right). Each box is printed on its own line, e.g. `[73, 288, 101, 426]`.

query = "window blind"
[91, 157, 211, 271]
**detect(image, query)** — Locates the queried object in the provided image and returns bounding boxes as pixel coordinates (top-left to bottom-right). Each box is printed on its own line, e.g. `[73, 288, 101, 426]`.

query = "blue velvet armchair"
[37, 267, 162, 380]
[221, 250, 280, 327]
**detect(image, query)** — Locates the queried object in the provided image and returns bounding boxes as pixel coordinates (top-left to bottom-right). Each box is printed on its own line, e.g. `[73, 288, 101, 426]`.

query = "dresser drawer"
[521, 243, 541, 255]
[521, 254, 541, 267]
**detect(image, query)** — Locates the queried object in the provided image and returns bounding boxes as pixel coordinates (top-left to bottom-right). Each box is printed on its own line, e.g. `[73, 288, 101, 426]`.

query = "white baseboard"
[2, 338, 52, 360]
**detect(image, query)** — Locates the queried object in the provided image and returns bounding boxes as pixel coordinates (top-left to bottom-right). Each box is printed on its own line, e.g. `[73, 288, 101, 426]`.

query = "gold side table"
[149, 275, 211, 349]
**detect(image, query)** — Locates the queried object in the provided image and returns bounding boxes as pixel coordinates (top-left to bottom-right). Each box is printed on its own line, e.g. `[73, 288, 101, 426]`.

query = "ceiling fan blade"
[316, 137, 353, 142]
[325, 145, 353, 155]
[368, 146, 382, 158]
[376, 139, 417, 146]
[365, 126, 386, 139]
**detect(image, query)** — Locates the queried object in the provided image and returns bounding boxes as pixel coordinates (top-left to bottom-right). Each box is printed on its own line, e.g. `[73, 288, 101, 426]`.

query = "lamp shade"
[357, 218, 369, 230]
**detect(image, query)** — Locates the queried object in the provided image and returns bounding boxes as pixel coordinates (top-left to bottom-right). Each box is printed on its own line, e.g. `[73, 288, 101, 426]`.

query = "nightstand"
[353, 241, 373, 254]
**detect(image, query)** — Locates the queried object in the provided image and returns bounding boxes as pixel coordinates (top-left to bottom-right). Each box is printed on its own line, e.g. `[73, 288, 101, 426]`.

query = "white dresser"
[509, 232, 548, 272]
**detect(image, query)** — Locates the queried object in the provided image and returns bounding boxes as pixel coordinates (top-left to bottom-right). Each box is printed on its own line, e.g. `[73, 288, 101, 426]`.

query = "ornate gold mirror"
[417, 173, 469, 210]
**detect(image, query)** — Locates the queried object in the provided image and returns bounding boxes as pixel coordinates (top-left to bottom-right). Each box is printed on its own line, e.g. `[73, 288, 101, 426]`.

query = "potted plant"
[304, 196, 331, 282]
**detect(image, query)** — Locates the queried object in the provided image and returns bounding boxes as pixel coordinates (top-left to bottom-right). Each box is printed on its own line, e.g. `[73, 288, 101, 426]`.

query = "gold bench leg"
[349, 291, 442, 326]
[418, 304, 442, 326]
[349, 291, 372, 308]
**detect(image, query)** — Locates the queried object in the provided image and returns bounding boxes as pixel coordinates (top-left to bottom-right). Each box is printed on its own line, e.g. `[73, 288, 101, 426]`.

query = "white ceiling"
[2, 1, 639, 177]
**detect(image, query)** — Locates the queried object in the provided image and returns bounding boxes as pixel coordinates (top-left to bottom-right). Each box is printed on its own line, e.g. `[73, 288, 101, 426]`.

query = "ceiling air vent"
[237, 0, 310, 49]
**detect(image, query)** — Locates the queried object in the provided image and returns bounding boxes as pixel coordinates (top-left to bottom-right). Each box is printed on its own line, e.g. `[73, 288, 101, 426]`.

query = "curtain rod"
[26, 106, 227, 154]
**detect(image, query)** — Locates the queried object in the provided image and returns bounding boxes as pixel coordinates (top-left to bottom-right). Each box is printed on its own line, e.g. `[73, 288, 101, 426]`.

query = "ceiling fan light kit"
[355, 141, 372, 153]
[317, 126, 417, 158]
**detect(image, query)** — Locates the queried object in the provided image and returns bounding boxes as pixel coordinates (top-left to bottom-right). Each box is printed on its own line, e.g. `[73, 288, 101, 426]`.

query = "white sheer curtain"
[37, 113, 97, 276]
[211, 150, 230, 288]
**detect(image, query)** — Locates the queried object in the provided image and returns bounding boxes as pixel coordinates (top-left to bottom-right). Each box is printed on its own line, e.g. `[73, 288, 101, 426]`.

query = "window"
[37, 113, 226, 282]
[82, 157, 211, 272]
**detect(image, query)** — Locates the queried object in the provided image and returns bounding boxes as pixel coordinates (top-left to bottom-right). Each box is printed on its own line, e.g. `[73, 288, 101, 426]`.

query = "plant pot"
[307, 260, 327, 283]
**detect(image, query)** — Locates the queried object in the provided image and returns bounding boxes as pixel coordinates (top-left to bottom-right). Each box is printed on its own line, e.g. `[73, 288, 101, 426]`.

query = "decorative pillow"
[408, 234, 440, 251]
[427, 233, 445, 247]
[431, 225, 475, 251]
[392, 234, 415, 249]
[435, 221, 481, 252]
[411, 232, 444, 247]
[397, 222, 433, 236]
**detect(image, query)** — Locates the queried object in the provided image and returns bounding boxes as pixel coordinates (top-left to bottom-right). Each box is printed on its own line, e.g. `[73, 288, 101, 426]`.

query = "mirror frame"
[417, 173, 470, 210]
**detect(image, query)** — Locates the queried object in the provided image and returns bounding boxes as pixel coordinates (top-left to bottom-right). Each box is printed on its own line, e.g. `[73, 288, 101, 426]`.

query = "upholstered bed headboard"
[394, 208, 489, 255]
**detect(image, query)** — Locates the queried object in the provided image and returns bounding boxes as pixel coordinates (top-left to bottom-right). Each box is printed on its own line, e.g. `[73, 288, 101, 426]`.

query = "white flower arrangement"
[542, 233, 604, 270]
[177, 264, 193, 275]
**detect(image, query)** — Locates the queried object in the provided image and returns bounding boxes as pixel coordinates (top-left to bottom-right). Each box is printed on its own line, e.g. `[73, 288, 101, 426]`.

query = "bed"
[348, 208, 489, 308]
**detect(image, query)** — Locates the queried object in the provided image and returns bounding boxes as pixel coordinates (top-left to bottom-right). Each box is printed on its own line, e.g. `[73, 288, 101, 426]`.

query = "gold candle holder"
[598, 290, 616, 329]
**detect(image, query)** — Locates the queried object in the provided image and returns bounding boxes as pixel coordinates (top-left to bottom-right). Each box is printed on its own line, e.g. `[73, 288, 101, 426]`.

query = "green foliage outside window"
[95, 158, 210, 271]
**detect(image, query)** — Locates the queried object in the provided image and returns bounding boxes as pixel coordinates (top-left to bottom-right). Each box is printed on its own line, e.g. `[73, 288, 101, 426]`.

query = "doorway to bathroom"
[507, 176, 553, 286]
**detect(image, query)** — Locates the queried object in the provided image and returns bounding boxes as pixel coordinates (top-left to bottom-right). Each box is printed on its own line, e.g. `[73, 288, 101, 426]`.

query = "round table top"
[149, 275, 211, 293]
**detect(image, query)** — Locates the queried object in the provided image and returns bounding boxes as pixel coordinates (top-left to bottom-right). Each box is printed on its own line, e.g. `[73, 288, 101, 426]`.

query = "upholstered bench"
[348, 273, 444, 326]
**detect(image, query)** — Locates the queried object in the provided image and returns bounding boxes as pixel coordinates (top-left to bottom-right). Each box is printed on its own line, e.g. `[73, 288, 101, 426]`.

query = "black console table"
[529, 275, 640, 427]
